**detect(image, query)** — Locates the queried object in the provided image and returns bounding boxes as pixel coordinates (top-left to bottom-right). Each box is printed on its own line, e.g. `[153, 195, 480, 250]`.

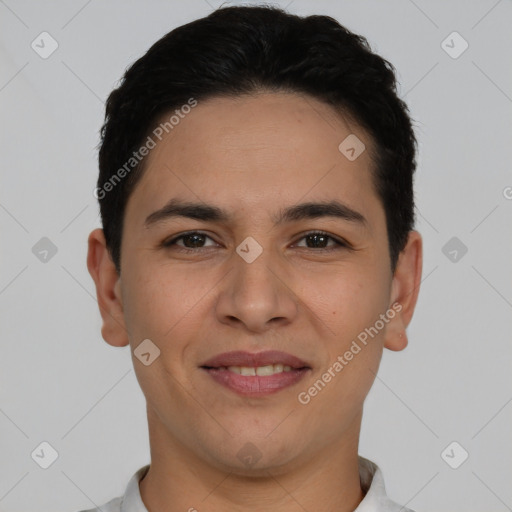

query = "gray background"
[1, 1, 511, 511]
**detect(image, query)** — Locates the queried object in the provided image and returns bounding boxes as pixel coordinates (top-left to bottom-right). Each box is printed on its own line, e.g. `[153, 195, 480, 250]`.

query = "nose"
[215, 246, 299, 334]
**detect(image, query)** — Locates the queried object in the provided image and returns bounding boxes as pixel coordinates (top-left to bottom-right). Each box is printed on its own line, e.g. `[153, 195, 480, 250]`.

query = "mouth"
[200, 350, 311, 397]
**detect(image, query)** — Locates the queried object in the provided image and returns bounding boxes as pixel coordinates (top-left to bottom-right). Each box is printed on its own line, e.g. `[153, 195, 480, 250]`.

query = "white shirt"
[77, 456, 415, 512]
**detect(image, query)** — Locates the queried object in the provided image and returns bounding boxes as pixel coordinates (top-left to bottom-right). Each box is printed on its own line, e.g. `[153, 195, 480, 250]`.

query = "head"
[88, 5, 422, 475]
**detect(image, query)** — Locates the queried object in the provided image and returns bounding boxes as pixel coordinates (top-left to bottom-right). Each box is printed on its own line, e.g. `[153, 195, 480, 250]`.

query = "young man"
[85, 5, 422, 511]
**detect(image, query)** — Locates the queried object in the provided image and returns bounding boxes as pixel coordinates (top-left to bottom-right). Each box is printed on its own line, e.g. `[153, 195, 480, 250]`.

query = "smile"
[200, 350, 311, 397]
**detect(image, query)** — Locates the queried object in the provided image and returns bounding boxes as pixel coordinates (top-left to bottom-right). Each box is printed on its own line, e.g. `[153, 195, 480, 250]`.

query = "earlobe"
[383, 230, 423, 352]
[384, 319, 408, 352]
[86, 228, 130, 347]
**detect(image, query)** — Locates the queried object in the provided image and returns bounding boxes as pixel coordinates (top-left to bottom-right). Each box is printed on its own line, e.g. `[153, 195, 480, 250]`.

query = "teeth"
[256, 365, 274, 376]
[226, 364, 294, 376]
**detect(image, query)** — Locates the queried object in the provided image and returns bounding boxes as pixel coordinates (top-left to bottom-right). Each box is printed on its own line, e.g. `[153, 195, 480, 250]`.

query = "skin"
[87, 91, 422, 512]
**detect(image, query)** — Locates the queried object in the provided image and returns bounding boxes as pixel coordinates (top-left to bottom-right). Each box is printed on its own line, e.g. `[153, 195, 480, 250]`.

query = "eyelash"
[161, 230, 350, 253]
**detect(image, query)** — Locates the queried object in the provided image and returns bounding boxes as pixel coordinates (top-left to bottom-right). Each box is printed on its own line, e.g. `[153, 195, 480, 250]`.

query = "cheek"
[302, 266, 388, 340]
[121, 266, 204, 403]
[298, 280, 386, 423]
[302, 267, 389, 396]
[121, 264, 198, 341]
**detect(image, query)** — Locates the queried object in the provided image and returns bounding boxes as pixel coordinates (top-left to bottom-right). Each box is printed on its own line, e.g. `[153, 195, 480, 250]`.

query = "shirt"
[77, 456, 415, 512]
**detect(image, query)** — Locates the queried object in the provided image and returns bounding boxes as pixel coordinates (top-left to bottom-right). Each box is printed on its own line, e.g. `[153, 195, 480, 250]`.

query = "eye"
[162, 231, 218, 251]
[293, 231, 349, 251]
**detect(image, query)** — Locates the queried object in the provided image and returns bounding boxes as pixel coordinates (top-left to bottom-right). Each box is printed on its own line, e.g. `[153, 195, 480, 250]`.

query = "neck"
[139, 408, 365, 512]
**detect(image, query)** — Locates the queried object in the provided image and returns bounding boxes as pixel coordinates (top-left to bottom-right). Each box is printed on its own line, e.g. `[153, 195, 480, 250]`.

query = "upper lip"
[201, 350, 310, 369]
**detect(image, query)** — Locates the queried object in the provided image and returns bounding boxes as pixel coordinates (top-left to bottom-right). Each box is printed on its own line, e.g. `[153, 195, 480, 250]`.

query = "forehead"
[125, 92, 382, 229]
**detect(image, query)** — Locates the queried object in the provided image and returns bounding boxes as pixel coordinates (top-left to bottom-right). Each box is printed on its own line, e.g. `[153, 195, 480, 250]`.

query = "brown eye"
[162, 231, 217, 250]
[295, 231, 347, 250]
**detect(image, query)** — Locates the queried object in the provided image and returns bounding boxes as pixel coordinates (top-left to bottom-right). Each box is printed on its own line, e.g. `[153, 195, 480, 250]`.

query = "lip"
[200, 350, 310, 369]
[200, 350, 311, 397]
[202, 367, 310, 397]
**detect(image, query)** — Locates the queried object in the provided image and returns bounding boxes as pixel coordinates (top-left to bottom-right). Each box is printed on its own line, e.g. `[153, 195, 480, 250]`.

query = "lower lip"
[201, 367, 310, 396]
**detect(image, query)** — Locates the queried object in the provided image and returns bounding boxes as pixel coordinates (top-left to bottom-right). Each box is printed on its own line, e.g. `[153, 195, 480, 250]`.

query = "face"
[88, 91, 422, 476]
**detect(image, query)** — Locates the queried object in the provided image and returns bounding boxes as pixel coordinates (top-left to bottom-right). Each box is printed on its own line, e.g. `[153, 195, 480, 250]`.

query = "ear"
[384, 230, 423, 352]
[86, 228, 130, 347]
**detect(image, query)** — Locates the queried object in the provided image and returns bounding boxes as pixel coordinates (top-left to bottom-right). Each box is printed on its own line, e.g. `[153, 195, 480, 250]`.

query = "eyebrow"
[144, 198, 368, 228]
